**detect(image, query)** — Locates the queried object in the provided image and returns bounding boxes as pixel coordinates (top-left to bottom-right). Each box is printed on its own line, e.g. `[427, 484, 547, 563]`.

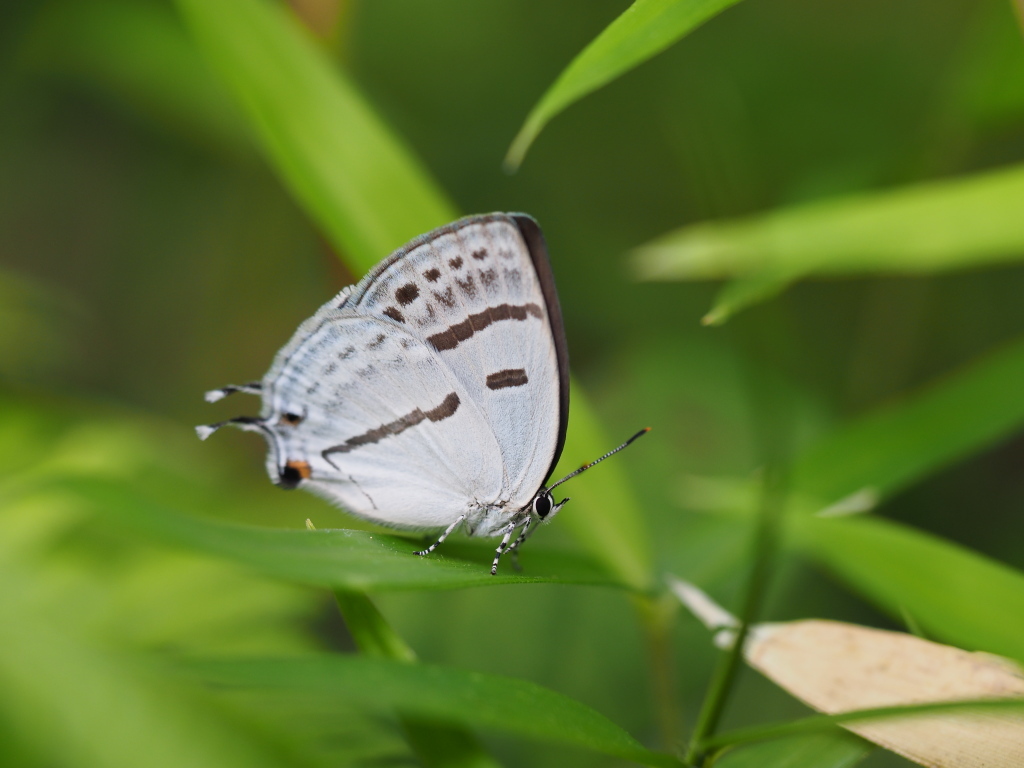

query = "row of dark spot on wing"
[375, 244, 525, 334]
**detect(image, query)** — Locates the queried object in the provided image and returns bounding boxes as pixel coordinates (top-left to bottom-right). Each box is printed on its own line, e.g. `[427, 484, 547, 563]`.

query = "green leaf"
[769, 336, 1024, 665]
[333, 592, 501, 768]
[792, 514, 1024, 664]
[505, 0, 747, 170]
[704, 697, 1024, 751]
[174, 0, 456, 270]
[792, 335, 1024, 507]
[701, 271, 796, 326]
[191, 655, 683, 767]
[75, 478, 622, 592]
[714, 731, 872, 768]
[633, 162, 1024, 287]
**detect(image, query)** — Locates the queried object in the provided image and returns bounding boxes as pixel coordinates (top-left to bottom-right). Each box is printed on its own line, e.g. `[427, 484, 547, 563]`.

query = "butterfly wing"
[341, 213, 569, 509]
[260, 312, 505, 530]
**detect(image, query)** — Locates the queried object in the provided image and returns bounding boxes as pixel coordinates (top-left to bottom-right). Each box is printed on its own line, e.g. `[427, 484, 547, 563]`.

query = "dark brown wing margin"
[510, 213, 570, 486]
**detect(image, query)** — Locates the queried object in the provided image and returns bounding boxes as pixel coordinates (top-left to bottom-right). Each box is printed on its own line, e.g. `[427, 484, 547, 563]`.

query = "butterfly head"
[531, 489, 568, 523]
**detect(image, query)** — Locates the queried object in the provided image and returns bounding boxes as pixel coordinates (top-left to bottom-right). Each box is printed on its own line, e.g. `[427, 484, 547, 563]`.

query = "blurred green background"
[3, 0, 1024, 766]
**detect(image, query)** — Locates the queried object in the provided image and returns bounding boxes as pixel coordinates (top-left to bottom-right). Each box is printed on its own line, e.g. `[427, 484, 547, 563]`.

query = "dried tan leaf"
[747, 620, 1024, 768]
[669, 577, 1024, 767]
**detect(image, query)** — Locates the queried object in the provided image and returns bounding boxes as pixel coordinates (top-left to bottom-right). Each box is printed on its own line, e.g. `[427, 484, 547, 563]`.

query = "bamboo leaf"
[191, 655, 682, 767]
[792, 516, 1024, 665]
[505, 0, 746, 170]
[706, 698, 1024, 752]
[792, 335, 1024, 508]
[633, 164, 1024, 316]
[701, 271, 796, 326]
[714, 731, 872, 768]
[73, 478, 622, 592]
[175, 0, 456, 270]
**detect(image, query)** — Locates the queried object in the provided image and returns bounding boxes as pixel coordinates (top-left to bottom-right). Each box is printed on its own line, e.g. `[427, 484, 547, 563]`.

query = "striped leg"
[490, 522, 519, 576]
[414, 514, 466, 556]
[507, 517, 533, 572]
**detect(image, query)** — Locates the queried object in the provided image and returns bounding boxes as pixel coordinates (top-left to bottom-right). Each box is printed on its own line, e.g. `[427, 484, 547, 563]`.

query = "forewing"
[261, 314, 504, 530]
[343, 214, 568, 508]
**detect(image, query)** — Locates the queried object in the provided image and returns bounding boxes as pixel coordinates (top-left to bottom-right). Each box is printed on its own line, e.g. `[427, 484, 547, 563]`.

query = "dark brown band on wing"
[427, 302, 543, 352]
[486, 368, 528, 390]
[322, 392, 460, 457]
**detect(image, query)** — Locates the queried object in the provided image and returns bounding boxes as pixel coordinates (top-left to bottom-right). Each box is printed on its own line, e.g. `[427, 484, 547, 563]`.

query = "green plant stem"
[683, 466, 786, 766]
[333, 590, 503, 768]
[333, 589, 416, 661]
[701, 697, 1024, 751]
[635, 592, 683, 750]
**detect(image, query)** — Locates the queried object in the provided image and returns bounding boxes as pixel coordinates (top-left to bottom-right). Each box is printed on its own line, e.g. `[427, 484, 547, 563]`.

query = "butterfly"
[198, 213, 646, 574]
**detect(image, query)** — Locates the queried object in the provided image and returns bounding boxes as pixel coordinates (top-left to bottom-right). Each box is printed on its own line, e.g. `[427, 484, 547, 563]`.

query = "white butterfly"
[198, 213, 646, 574]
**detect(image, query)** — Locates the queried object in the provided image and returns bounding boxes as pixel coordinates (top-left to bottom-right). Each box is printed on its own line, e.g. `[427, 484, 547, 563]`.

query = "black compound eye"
[533, 493, 552, 519]
[279, 412, 303, 426]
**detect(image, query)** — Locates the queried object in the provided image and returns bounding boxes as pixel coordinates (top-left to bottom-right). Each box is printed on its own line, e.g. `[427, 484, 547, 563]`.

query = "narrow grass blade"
[714, 731, 872, 768]
[72, 478, 621, 591]
[792, 335, 1024, 507]
[175, 0, 456, 270]
[191, 655, 683, 767]
[505, 0, 746, 170]
[792, 515, 1024, 664]
[633, 162, 1024, 284]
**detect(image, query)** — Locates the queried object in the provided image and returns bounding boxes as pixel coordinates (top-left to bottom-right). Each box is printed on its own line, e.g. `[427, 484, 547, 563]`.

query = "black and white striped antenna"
[547, 427, 650, 491]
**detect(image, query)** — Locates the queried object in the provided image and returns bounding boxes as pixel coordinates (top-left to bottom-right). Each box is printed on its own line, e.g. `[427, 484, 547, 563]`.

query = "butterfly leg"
[490, 521, 521, 576]
[413, 514, 466, 557]
[507, 517, 533, 572]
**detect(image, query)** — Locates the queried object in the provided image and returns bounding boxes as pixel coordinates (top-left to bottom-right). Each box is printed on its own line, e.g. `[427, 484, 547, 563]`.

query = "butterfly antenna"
[547, 428, 650, 492]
